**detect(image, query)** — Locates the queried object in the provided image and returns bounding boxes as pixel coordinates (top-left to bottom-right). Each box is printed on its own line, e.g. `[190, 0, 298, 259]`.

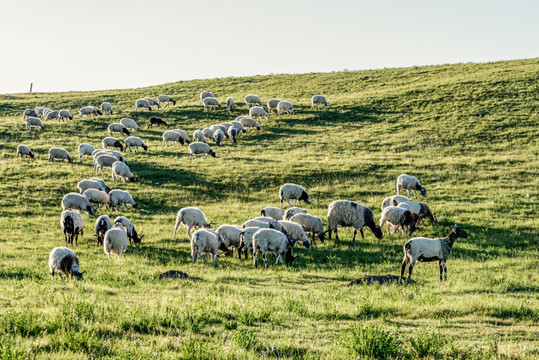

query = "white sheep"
[396, 174, 427, 198]
[162, 131, 184, 147]
[379, 206, 416, 237]
[78, 179, 106, 193]
[249, 106, 269, 120]
[260, 206, 285, 220]
[244, 94, 262, 108]
[219, 122, 233, 131]
[90, 177, 111, 193]
[79, 106, 102, 118]
[227, 126, 239, 143]
[190, 229, 222, 263]
[48, 147, 73, 163]
[216, 225, 243, 257]
[157, 95, 176, 107]
[401, 225, 468, 281]
[277, 101, 293, 115]
[311, 95, 329, 108]
[242, 219, 273, 230]
[62, 192, 96, 215]
[49, 247, 84, 279]
[58, 109, 73, 121]
[95, 215, 112, 246]
[83, 189, 109, 209]
[104, 223, 128, 260]
[144, 97, 161, 108]
[210, 124, 228, 137]
[43, 108, 52, 117]
[283, 207, 308, 220]
[45, 110, 60, 121]
[278, 220, 311, 248]
[327, 200, 383, 241]
[279, 183, 311, 207]
[202, 97, 221, 111]
[111, 161, 135, 183]
[189, 142, 216, 160]
[200, 91, 215, 103]
[135, 99, 152, 111]
[213, 129, 224, 146]
[171, 129, 190, 144]
[60, 210, 84, 246]
[173, 206, 211, 240]
[290, 213, 325, 243]
[108, 189, 137, 211]
[23, 109, 37, 118]
[381, 195, 437, 227]
[114, 216, 144, 245]
[252, 216, 287, 232]
[239, 117, 260, 131]
[193, 129, 206, 143]
[252, 228, 297, 268]
[94, 154, 119, 174]
[267, 99, 282, 114]
[124, 136, 147, 152]
[78, 143, 95, 161]
[16, 144, 34, 158]
[26, 117, 44, 131]
[35, 107, 45, 117]
[202, 127, 215, 141]
[102, 137, 124, 151]
[238, 227, 260, 259]
[108, 123, 131, 136]
[120, 118, 139, 132]
[101, 102, 113, 114]
[230, 121, 245, 133]
[226, 97, 234, 111]
[94, 149, 127, 164]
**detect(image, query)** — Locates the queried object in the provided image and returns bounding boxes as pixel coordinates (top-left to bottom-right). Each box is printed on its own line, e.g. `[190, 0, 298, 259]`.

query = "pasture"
[0, 58, 537, 359]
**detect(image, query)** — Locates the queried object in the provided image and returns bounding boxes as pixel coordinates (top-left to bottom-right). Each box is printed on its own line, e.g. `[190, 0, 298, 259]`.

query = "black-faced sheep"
[397, 174, 427, 198]
[279, 183, 310, 207]
[327, 200, 383, 241]
[49, 247, 84, 279]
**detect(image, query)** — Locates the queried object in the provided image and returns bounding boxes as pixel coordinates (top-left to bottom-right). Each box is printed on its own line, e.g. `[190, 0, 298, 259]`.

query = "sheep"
[379, 206, 416, 237]
[111, 161, 135, 183]
[192, 129, 206, 143]
[78, 179, 106, 193]
[242, 219, 273, 230]
[261, 206, 285, 220]
[239, 117, 260, 131]
[94, 149, 127, 164]
[327, 200, 383, 241]
[100, 102, 113, 114]
[124, 136, 147, 152]
[16, 144, 34, 158]
[94, 154, 120, 174]
[216, 225, 243, 257]
[157, 94, 176, 107]
[95, 215, 112, 246]
[227, 126, 239, 143]
[202, 97, 221, 111]
[60, 210, 84, 246]
[230, 121, 245, 133]
[311, 95, 329, 109]
[26, 117, 44, 131]
[213, 129, 224, 146]
[45, 110, 60, 121]
[210, 124, 228, 137]
[200, 91, 215, 103]
[245, 94, 262, 108]
[102, 137, 124, 151]
[279, 183, 311, 207]
[144, 97, 161, 109]
[90, 177, 111, 193]
[104, 223, 128, 260]
[49, 247, 84, 279]
[249, 106, 269, 120]
[396, 174, 426, 198]
[237, 227, 260, 259]
[62, 192, 96, 215]
[401, 225, 468, 281]
[171, 129, 190, 144]
[283, 207, 308, 220]
[23, 109, 37, 118]
[252, 216, 286, 232]
[290, 213, 325, 243]
[202, 127, 215, 141]
[267, 99, 282, 114]
[277, 101, 293, 115]
[107, 189, 137, 211]
[252, 228, 297, 268]
[120, 118, 139, 132]
[381, 195, 437, 227]
[135, 99, 152, 111]
[278, 220, 311, 248]
[48, 147, 73, 163]
[162, 130, 184, 147]
[148, 116, 166, 127]
[83, 189, 109, 209]
[42, 108, 52, 117]
[35, 107, 45, 117]
[78, 143, 95, 161]
[79, 106, 102, 117]
[173, 206, 211, 240]
[108, 123, 130, 136]
[190, 229, 228, 263]
[219, 122, 233, 131]
[189, 142, 216, 160]
[58, 109, 73, 121]
[114, 216, 144, 245]
[226, 97, 234, 111]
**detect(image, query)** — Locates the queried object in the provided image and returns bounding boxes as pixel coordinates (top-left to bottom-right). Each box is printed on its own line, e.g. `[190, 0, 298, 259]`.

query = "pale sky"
[1, 0, 537, 94]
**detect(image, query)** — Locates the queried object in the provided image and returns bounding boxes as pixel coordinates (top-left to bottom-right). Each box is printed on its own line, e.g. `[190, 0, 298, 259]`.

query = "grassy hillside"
[0, 58, 537, 359]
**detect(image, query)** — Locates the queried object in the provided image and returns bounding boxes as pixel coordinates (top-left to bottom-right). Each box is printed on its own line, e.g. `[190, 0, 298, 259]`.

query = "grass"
[0, 58, 538, 359]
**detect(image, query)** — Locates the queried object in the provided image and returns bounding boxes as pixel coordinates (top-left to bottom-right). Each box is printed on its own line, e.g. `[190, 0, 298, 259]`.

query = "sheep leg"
[263, 252, 269, 268]
[352, 229, 357, 241]
[187, 226, 192, 239]
[443, 261, 448, 281]
[400, 255, 409, 277]
[401, 226, 406, 238]
[275, 255, 281, 265]
[407, 259, 416, 280]
[333, 228, 339, 241]
[287, 199, 292, 207]
[438, 261, 443, 281]
[253, 249, 258, 268]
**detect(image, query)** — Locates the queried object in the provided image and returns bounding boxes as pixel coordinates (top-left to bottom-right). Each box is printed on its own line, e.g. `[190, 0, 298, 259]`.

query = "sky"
[1, 0, 537, 94]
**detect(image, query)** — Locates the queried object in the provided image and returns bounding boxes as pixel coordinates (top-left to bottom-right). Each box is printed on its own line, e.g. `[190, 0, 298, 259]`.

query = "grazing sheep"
[94, 149, 127, 164]
[162, 130, 184, 147]
[200, 91, 215, 103]
[252, 228, 297, 268]
[148, 116, 166, 128]
[267, 99, 282, 114]
[202, 127, 215, 141]
[230, 121, 245, 133]
[290, 213, 325, 243]
[144, 97, 161, 109]
[78, 179, 106, 193]
[111, 161, 134, 183]
[60, 210, 84, 246]
[94, 154, 119, 174]
[202, 97, 221, 111]
[238, 227, 260, 259]
[219, 122, 233, 131]
[26, 117, 44, 131]
[227, 126, 239, 143]
[327, 200, 383, 241]
[245, 94, 262, 108]
[58, 109, 73, 121]
[102, 137, 124, 151]
[191, 229, 227, 263]
[62, 193, 96, 215]
[279, 183, 311, 207]
[108, 123, 130, 136]
[120, 118, 139, 132]
[35, 107, 45, 117]
[48, 147, 72, 163]
[90, 177, 111, 193]
[45, 110, 60, 121]
[249, 106, 269, 120]
[78, 143, 95, 161]
[278, 220, 311, 248]
[107, 189, 137, 211]
[261, 206, 285, 220]
[114, 216, 143, 245]
[49, 247, 84, 279]
[157, 94, 176, 107]
[16, 144, 34, 158]
[242, 219, 273, 230]
[104, 223, 128, 260]
[216, 225, 243, 257]
[173, 207, 211, 240]
[189, 142, 216, 160]
[171, 129, 190, 144]
[381, 195, 437, 227]
[226, 97, 234, 111]
[252, 217, 286, 232]
[124, 136, 147, 152]
[95, 215, 112, 246]
[135, 99, 152, 111]
[83, 189, 109, 209]
[101, 102, 113, 114]
[283, 207, 308, 220]
[379, 206, 416, 237]
[42, 108, 53, 117]
[397, 174, 426, 198]
[277, 101, 293, 115]
[79, 106, 102, 117]
[193, 129, 206, 143]
[311, 95, 329, 108]
[23, 109, 37, 118]
[401, 225, 468, 281]
[239, 117, 260, 131]
[213, 129, 224, 146]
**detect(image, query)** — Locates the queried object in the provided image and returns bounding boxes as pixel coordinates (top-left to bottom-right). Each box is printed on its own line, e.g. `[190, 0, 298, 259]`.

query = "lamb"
[108, 123, 130, 136]
[83, 189, 109, 209]
[45, 110, 60, 121]
[60, 210, 84, 246]
[114, 216, 144, 245]
[62, 193, 96, 215]
[16, 144, 34, 158]
[227, 126, 239, 143]
[396, 174, 427, 198]
[124, 136, 147, 152]
[78, 143, 95, 161]
[148, 116, 166, 127]
[230, 121, 245, 133]
[290, 213, 325, 243]
[226, 97, 234, 111]
[252, 228, 297, 268]
[79, 106, 102, 117]
[239, 117, 260, 131]
[111, 161, 135, 183]
[216, 225, 243, 257]
[135, 99, 152, 111]
[202, 97, 221, 111]
[401, 225, 468, 281]
[283, 207, 308, 220]
[381, 195, 437, 226]
[327, 200, 383, 241]
[190, 229, 229, 263]
[90, 177, 111, 193]
[94, 154, 120, 174]
[102, 137, 124, 151]
[144, 97, 161, 109]
[49, 247, 84, 279]
[213, 129, 225, 146]
[261, 206, 285, 220]
[162, 131, 184, 146]
[157, 95, 176, 107]
[245, 94, 262, 108]
[278, 220, 311, 248]
[173, 206, 212, 240]
[101, 102, 113, 114]
[200, 91, 215, 103]
[379, 206, 416, 237]
[277, 101, 293, 115]
[26, 117, 44, 131]
[172, 129, 190, 144]
[311, 95, 329, 108]
[107, 189, 137, 211]
[267, 99, 281, 114]
[189, 142, 216, 160]
[58, 109, 73, 121]
[279, 183, 311, 207]
[78, 179, 106, 193]
[23, 109, 37, 118]
[120, 118, 139, 132]
[104, 223, 128, 260]
[48, 147, 73, 163]
[95, 215, 112, 246]
[249, 106, 269, 120]
[202, 127, 215, 141]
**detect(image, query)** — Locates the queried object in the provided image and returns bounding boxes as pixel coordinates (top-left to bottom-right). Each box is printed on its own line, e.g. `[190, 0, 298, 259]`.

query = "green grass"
[0, 58, 538, 359]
